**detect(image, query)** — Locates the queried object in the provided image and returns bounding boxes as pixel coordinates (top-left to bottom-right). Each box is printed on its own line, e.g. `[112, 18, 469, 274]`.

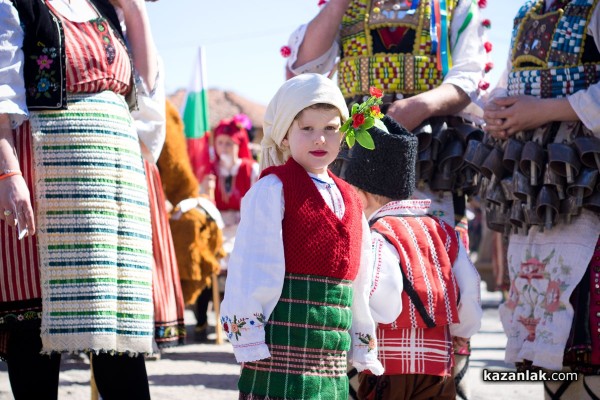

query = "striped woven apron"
[239, 273, 353, 400]
[31, 91, 154, 355]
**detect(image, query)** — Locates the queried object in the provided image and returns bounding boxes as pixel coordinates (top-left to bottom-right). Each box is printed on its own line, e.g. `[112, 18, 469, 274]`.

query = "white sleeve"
[0, 0, 27, 128]
[368, 231, 403, 324]
[219, 174, 286, 363]
[444, 0, 487, 100]
[486, 61, 510, 101]
[450, 240, 482, 338]
[131, 56, 166, 163]
[286, 23, 340, 76]
[348, 217, 385, 375]
[250, 161, 260, 185]
[567, 3, 600, 135]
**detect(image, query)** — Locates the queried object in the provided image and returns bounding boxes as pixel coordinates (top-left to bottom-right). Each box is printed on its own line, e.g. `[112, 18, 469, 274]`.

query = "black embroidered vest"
[10, 0, 136, 110]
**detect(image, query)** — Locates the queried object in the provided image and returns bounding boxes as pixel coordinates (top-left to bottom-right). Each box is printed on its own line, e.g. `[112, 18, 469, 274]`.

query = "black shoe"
[194, 323, 209, 343]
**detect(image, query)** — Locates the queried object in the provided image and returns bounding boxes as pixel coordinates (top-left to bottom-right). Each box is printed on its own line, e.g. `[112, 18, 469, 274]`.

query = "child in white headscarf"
[220, 73, 388, 400]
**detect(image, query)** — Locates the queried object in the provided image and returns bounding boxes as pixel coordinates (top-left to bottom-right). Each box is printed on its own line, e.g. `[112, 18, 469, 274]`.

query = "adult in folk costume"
[285, 0, 489, 397]
[483, 0, 600, 397]
[0, 0, 161, 398]
[110, 0, 187, 352]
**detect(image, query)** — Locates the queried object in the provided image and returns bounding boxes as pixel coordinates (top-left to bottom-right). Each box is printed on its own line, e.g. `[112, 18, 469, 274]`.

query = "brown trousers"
[357, 373, 456, 400]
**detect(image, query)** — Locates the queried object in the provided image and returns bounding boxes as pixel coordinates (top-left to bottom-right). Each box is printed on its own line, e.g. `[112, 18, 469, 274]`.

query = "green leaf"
[355, 129, 375, 149]
[340, 118, 352, 133]
[373, 118, 389, 133]
[351, 103, 359, 114]
[345, 134, 356, 148]
[362, 117, 375, 130]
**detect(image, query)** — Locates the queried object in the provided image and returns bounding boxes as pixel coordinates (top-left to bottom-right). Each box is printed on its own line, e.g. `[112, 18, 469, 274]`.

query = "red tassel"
[482, 19, 491, 28]
[280, 46, 291, 58]
[478, 80, 490, 91]
[485, 62, 494, 73]
[484, 41, 493, 53]
[478, 0, 487, 8]
[318, 0, 327, 5]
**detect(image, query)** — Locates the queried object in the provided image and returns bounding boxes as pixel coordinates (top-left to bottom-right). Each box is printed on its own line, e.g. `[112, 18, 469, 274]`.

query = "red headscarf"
[213, 117, 252, 160]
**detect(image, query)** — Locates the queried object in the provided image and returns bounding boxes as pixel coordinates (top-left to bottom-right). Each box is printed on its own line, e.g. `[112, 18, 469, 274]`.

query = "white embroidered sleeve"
[0, 1, 27, 128]
[131, 56, 166, 163]
[368, 231, 403, 324]
[348, 217, 384, 375]
[286, 23, 339, 76]
[450, 241, 483, 338]
[219, 175, 286, 363]
[444, 0, 487, 100]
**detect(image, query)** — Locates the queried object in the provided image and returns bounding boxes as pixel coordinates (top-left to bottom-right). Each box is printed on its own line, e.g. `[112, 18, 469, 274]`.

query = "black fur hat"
[344, 115, 418, 200]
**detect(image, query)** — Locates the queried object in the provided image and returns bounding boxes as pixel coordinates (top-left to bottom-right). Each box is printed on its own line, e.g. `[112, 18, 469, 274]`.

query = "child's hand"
[453, 336, 468, 349]
[200, 174, 217, 201]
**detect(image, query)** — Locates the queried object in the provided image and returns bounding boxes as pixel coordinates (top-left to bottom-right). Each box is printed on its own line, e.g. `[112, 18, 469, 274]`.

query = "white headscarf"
[260, 73, 349, 171]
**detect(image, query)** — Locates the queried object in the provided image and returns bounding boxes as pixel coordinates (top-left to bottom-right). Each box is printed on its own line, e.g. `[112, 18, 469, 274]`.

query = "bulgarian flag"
[182, 47, 212, 182]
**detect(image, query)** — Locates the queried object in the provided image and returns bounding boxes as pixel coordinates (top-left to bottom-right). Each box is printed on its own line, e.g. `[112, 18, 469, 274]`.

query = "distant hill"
[168, 88, 266, 132]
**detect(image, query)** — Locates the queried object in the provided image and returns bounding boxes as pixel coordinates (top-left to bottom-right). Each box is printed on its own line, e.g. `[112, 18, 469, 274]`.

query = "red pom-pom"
[485, 62, 494, 73]
[280, 45, 291, 58]
[484, 41, 493, 53]
[478, 0, 487, 8]
[482, 19, 491, 28]
[318, 0, 327, 5]
[478, 80, 490, 91]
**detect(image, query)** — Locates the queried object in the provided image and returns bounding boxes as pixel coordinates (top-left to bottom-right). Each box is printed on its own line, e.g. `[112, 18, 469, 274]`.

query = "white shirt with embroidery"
[220, 171, 385, 375]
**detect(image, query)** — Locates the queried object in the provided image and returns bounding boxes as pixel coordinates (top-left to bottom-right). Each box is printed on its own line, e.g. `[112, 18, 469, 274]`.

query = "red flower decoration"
[371, 105, 381, 115]
[482, 19, 491, 28]
[318, 0, 327, 5]
[280, 45, 291, 58]
[485, 62, 494, 73]
[484, 41, 493, 53]
[223, 322, 229, 332]
[478, 0, 487, 8]
[352, 113, 366, 128]
[478, 80, 490, 91]
[369, 86, 383, 98]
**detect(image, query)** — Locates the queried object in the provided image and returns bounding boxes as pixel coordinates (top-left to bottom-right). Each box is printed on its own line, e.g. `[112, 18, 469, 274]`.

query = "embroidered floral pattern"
[28, 45, 59, 99]
[355, 332, 376, 352]
[93, 18, 116, 65]
[0, 311, 42, 325]
[509, 249, 570, 343]
[221, 314, 265, 341]
[36, 55, 53, 70]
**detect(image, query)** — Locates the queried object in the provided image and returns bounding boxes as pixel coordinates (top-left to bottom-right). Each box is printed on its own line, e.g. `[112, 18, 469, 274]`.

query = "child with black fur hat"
[344, 113, 483, 400]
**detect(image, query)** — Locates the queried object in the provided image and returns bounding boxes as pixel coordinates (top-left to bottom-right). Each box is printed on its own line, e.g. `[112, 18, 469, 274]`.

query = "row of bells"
[474, 134, 600, 234]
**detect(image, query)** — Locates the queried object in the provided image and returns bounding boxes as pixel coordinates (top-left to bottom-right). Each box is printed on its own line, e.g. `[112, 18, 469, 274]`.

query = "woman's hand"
[0, 174, 35, 236]
[483, 95, 579, 139]
[482, 98, 509, 139]
[0, 115, 35, 236]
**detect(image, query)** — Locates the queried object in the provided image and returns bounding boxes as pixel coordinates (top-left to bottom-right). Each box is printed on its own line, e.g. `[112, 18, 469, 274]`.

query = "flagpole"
[197, 46, 210, 138]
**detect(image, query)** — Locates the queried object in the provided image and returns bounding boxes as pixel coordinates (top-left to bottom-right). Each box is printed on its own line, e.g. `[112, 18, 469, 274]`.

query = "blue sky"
[146, 1, 523, 106]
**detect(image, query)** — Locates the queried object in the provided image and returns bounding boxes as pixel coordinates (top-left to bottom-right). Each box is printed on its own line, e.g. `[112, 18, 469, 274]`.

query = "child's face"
[282, 107, 343, 175]
[215, 135, 239, 164]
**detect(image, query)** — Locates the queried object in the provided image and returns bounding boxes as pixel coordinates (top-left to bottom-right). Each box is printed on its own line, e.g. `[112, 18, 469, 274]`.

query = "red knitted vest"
[214, 159, 254, 211]
[261, 158, 363, 280]
[371, 215, 460, 329]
